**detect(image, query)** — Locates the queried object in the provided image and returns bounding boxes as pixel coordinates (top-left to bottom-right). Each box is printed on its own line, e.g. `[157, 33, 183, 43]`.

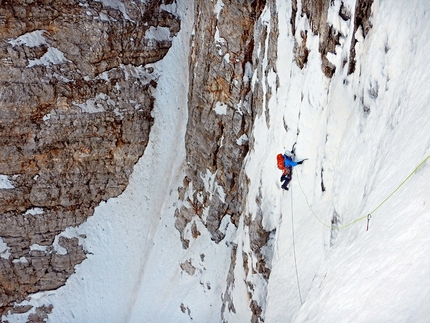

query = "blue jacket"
[284, 155, 298, 167]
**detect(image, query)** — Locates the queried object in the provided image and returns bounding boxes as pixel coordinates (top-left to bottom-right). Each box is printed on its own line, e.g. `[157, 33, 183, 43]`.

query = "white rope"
[290, 186, 303, 305]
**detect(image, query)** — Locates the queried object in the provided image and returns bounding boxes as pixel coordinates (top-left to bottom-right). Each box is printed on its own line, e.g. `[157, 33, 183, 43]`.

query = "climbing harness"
[290, 187, 303, 305]
[297, 153, 430, 231]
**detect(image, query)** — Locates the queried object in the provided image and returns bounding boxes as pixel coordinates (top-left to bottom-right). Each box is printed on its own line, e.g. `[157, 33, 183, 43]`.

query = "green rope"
[367, 153, 430, 216]
[297, 153, 430, 230]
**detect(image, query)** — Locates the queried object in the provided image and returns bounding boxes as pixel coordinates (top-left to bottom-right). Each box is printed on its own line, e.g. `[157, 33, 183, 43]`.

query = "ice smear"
[214, 0, 224, 19]
[74, 93, 115, 114]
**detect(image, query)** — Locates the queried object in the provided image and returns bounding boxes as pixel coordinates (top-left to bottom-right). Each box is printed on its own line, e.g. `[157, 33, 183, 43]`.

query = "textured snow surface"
[265, 1, 430, 322]
[4, 0, 430, 322]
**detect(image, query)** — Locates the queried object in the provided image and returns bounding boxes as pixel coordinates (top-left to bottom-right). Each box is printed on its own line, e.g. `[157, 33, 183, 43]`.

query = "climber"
[276, 145, 306, 190]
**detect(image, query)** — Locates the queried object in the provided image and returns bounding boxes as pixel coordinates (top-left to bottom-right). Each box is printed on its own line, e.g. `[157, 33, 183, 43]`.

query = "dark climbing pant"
[280, 172, 292, 190]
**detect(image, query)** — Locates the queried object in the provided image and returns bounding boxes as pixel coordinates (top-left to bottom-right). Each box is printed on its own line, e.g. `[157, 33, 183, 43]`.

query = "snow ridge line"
[296, 153, 430, 230]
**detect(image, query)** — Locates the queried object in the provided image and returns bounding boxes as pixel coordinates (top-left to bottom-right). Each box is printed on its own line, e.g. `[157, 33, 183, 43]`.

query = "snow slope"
[264, 0, 430, 322]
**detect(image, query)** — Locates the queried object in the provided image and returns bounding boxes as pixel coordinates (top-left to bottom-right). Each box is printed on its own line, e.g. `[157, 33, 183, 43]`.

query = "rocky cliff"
[175, 0, 278, 320]
[0, 0, 179, 319]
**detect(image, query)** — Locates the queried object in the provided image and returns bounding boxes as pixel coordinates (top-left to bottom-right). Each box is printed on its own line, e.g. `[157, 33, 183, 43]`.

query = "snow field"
[265, 0, 430, 322]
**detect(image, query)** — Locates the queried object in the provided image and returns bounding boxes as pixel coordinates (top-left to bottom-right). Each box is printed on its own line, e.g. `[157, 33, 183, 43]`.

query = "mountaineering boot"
[280, 174, 287, 182]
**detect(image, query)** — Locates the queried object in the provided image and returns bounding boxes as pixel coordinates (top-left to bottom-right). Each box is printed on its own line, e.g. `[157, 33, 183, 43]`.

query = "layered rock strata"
[175, 0, 278, 321]
[0, 0, 179, 316]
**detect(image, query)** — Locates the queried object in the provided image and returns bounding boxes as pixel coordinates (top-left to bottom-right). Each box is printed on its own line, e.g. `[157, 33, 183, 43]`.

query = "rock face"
[175, 0, 280, 321]
[0, 0, 179, 316]
[176, 0, 266, 245]
[296, 0, 373, 77]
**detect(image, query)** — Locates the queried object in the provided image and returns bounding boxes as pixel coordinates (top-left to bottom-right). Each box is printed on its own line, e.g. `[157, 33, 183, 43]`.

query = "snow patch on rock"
[28, 47, 70, 67]
[214, 101, 228, 115]
[94, 0, 132, 21]
[24, 208, 44, 216]
[0, 238, 11, 259]
[144, 26, 172, 40]
[0, 175, 14, 189]
[8, 30, 47, 48]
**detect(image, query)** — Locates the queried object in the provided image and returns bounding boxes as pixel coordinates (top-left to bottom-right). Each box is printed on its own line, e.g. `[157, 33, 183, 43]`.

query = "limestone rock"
[175, 1, 278, 321]
[294, 0, 373, 77]
[0, 0, 180, 315]
[177, 0, 266, 243]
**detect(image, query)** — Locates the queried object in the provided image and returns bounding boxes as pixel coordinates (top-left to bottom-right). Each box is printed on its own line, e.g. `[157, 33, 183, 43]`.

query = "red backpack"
[277, 154, 286, 171]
